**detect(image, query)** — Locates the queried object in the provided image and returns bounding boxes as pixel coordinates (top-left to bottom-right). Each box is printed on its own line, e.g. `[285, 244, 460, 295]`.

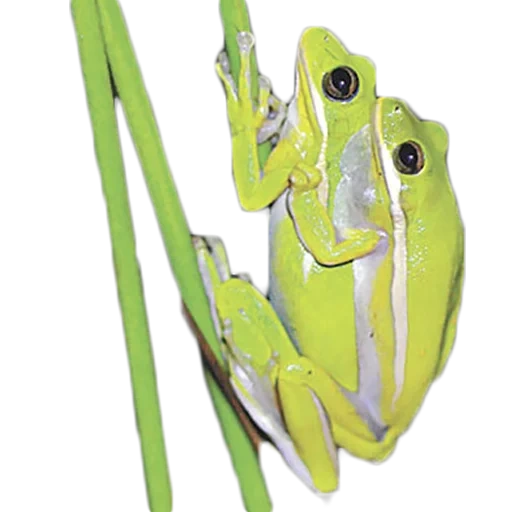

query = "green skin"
[198, 27, 464, 493]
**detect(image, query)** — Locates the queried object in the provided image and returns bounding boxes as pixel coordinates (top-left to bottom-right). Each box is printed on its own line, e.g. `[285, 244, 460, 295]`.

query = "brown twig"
[177, 296, 270, 463]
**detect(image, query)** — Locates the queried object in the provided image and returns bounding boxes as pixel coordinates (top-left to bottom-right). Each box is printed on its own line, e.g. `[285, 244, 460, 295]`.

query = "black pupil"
[398, 142, 419, 170]
[331, 67, 353, 97]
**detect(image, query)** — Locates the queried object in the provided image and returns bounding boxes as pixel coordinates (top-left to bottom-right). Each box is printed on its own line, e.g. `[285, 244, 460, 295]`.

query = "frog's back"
[386, 194, 464, 430]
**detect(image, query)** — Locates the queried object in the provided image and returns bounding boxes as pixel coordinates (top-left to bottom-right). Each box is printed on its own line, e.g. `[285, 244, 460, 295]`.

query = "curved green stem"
[93, 0, 271, 510]
[71, 1, 172, 510]
[220, 0, 272, 166]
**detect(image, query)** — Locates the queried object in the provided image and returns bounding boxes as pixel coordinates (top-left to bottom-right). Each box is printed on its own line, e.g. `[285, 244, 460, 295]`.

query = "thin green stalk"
[71, 1, 172, 511]
[220, 0, 258, 98]
[220, 0, 271, 164]
[94, 1, 271, 510]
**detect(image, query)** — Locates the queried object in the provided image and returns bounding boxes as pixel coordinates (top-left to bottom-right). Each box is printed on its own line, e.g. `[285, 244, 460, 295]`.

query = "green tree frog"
[195, 27, 464, 493]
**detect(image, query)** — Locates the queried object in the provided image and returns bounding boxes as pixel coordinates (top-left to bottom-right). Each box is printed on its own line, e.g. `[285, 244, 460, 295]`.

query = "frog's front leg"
[287, 168, 382, 266]
[217, 33, 294, 211]
[194, 236, 337, 491]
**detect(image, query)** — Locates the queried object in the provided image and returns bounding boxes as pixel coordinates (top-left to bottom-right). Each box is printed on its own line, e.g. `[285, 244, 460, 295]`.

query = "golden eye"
[394, 141, 425, 175]
[322, 66, 359, 102]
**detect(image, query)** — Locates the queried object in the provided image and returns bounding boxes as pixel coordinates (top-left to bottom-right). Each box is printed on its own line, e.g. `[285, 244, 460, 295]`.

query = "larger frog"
[194, 27, 464, 493]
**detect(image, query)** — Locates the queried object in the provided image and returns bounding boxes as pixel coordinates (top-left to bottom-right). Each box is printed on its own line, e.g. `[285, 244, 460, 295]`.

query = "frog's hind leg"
[193, 234, 258, 357]
[217, 280, 341, 492]
[193, 236, 339, 491]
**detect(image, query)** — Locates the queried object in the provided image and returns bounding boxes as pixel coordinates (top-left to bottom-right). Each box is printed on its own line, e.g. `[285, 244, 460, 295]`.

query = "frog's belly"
[269, 196, 359, 390]
[268, 194, 394, 434]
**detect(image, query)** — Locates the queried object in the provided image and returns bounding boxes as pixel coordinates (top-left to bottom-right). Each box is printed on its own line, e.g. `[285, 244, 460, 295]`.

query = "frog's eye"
[394, 141, 425, 175]
[322, 67, 359, 102]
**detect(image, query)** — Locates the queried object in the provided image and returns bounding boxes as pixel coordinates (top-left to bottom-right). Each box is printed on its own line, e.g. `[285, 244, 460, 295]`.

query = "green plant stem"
[220, 0, 258, 97]
[95, 0, 220, 361]
[220, 0, 271, 164]
[71, 1, 172, 511]
[94, 1, 271, 510]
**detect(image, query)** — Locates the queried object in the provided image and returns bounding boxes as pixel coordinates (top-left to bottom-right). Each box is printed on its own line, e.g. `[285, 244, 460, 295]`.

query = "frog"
[194, 27, 464, 493]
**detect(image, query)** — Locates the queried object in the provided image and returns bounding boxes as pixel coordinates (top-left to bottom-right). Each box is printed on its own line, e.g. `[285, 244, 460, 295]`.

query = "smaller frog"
[217, 28, 382, 265]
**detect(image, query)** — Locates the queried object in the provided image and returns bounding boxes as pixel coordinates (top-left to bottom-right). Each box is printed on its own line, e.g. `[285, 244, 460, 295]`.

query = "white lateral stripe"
[374, 104, 408, 408]
[309, 390, 338, 473]
[376, 48, 512, 57]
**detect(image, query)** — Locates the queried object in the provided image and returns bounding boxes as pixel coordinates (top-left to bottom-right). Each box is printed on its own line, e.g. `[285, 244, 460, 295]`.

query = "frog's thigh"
[216, 278, 298, 364]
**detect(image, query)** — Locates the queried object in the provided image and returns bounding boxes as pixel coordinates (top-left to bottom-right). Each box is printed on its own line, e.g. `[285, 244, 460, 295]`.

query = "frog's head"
[334, 97, 461, 257]
[292, 28, 377, 203]
[295, 27, 376, 134]
[371, 98, 459, 226]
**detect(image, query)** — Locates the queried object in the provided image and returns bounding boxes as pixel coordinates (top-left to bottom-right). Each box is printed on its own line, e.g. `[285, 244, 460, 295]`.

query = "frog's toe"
[236, 31, 255, 55]
[204, 233, 231, 282]
[269, 96, 286, 121]
[257, 93, 286, 143]
[217, 51, 230, 75]
[213, 52, 238, 103]
[193, 237, 221, 336]
[255, 76, 271, 123]
[234, 272, 252, 283]
[259, 75, 271, 92]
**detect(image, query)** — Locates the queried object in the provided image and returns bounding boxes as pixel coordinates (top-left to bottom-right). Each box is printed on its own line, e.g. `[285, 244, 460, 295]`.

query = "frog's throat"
[373, 98, 408, 409]
[296, 47, 328, 205]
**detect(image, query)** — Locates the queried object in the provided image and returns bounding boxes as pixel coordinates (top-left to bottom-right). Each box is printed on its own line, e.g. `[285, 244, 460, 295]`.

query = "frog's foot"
[234, 271, 252, 283]
[216, 32, 281, 140]
[216, 51, 237, 104]
[257, 82, 287, 144]
[194, 235, 230, 280]
[193, 235, 256, 342]
[193, 235, 233, 339]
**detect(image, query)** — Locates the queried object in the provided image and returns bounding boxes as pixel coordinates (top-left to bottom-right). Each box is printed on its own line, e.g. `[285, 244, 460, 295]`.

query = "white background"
[0, 2, 512, 512]
[0, 1, 144, 512]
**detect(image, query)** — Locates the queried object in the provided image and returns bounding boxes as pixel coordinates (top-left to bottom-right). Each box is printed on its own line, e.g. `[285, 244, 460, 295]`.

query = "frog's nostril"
[395, 105, 401, 113]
